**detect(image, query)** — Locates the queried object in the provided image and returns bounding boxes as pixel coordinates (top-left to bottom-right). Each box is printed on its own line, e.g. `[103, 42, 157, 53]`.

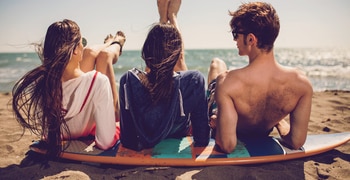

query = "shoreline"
[0, 91, 349, 179]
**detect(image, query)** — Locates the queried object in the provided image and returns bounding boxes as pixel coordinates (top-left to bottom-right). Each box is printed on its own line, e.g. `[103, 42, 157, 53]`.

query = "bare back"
[228, 65, 307, 133]
[214, 58, 313, 152]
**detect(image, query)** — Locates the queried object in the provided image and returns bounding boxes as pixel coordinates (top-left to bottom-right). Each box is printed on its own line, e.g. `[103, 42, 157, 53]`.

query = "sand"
[0, 91, 349, 180]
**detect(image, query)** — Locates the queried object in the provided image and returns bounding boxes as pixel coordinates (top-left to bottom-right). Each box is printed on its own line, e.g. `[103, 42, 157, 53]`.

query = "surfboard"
[30, 132, 350, 166]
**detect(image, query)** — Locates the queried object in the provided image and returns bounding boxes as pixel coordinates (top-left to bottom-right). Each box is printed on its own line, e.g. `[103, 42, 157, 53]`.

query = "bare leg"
[95, 32, 126, 121]
[156, 0, 185, 71]
[167, 0, 181, 29]
[157, 0, 170, 24]
[81, 35, 115, 72]
[208, 57, 227, 84]
[169, 0, 186, 71]
[207, 58, 227, 131]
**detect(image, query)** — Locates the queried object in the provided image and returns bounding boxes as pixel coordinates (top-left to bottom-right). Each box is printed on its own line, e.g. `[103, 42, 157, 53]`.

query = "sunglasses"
[82, 37, 87, 47]
[231, 30, 249, 40]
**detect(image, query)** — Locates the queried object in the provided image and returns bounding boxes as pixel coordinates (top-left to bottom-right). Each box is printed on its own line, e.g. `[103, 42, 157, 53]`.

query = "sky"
[0, 0, 349, 52]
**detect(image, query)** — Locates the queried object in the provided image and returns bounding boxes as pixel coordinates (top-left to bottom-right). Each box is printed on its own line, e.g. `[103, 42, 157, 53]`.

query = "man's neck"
[248, 48, 275, 64]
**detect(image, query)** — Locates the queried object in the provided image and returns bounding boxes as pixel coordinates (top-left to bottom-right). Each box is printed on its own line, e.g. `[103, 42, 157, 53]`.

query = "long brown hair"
[141, 23, 182, 104]
[12, 19, 81, 157]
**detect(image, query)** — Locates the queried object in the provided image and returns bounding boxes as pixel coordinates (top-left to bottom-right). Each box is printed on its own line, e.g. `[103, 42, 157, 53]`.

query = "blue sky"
[0, 0, 349, 52]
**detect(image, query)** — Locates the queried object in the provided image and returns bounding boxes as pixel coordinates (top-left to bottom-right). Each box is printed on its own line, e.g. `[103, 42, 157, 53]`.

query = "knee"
[97, 49, 116, 64]
[83, 46, 100, 59]
[210, 57, 225, 70]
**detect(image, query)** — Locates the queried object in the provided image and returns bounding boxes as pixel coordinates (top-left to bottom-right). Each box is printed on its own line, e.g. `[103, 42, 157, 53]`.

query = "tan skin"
[61, 37, 85, 82]
[70, 33, 125, 121]
[157, 0, 187, 71]
[210, 33, 313, 153]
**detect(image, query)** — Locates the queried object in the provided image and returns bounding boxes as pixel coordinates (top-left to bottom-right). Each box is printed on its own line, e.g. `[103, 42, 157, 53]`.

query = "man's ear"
[247, 33, 257, 45]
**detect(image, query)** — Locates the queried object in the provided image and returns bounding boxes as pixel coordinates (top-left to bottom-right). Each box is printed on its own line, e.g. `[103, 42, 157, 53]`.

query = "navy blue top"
[119, 68, 210, 151]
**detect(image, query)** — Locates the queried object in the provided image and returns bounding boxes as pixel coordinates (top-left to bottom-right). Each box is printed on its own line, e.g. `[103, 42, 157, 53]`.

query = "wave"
[0, 48, 349, 92]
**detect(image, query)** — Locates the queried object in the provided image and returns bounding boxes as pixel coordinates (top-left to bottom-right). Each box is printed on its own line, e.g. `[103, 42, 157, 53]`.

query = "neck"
[248, 48, 274, 64]
[61, 58, 83, 82]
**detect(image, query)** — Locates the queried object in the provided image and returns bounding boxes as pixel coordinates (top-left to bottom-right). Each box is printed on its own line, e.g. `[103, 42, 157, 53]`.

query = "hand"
[275, 119, 290, 137]
[210, 114, 217, 129]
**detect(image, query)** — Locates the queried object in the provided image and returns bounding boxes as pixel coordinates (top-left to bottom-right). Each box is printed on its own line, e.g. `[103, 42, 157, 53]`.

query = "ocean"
[1, 48, 349, 92]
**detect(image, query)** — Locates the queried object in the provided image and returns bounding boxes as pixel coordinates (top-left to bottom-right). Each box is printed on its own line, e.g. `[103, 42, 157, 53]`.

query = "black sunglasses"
[82, 37, 87, 47]
[231, 30, 248, 40]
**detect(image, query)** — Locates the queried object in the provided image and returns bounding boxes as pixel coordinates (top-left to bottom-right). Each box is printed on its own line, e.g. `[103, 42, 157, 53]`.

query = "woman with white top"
[12, 19, 125, 157]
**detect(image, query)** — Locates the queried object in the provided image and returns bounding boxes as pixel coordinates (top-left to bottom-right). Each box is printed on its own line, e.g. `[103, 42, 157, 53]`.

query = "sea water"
[1, 48, 349, 92]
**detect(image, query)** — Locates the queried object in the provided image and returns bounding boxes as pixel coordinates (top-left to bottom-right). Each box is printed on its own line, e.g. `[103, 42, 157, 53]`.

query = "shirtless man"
[208, 2, 313, 153]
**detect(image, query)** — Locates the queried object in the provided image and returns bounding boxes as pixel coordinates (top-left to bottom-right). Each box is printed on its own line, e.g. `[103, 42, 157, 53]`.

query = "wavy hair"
[12, 19, 81, 158]
[230, 2, 280, 52]
[141, 23, 182, 104]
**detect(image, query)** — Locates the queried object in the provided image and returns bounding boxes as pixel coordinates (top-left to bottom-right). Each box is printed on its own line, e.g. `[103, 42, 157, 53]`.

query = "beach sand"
[0, 91, 349, 180]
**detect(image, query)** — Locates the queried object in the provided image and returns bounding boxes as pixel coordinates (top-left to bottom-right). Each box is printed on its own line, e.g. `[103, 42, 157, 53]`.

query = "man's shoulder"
[284, 66, 312, 89]
[215, 70, 245, 94]
[217, 68, 244, 84]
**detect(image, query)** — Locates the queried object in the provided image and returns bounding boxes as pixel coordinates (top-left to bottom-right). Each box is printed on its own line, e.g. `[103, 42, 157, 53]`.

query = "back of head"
[12, 19, 81, 158]
[141, 23, 183, 104]
[42, 19, 81, 74]
[230, 2, 280, 52]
